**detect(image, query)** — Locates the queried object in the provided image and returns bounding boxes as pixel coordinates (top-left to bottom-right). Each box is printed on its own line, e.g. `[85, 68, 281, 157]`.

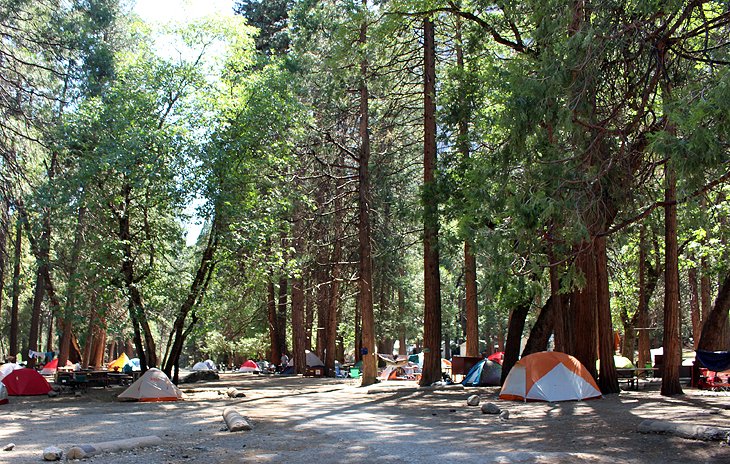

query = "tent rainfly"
[499, 351, 602, 402]
[40, 358, 73, 375]
[117, 368, 183, 402]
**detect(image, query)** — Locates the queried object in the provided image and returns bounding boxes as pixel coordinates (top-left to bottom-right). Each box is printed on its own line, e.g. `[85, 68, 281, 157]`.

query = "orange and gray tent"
[117, 368, 183, 402]
[499, 351, 601, 402]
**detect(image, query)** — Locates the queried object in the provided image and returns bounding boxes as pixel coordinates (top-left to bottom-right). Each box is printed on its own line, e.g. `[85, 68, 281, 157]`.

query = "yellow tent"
[108, 353, 130, 371]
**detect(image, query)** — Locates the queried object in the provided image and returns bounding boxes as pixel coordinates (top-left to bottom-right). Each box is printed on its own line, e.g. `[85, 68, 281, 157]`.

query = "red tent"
[488, 352, 504, 365]
[2, 368, 52, 396]
[40, 358, 73, 375]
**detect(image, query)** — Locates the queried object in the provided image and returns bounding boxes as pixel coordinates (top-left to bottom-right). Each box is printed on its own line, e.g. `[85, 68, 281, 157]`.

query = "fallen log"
[223, 408, 253, 432]
[637, 419, 730, 441]
[65, 435, 163, 459]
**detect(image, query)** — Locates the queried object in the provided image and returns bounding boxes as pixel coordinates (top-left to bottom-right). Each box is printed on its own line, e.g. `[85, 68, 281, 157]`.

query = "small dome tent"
[462, 359, 502, 387]
[239, 360, 260, 373]
[499, 351, 601, 402]
[192, 361, 213, 371]
[2, 368, 52, 396]
[118, 368, 183, 402]
[305, 351, 325, 368]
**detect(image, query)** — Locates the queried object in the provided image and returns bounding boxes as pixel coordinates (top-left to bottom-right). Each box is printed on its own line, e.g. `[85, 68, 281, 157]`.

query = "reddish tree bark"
[420, 17, 443, 387]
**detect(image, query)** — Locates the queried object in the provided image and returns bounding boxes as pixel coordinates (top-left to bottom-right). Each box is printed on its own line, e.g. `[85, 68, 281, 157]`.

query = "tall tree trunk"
[689, 262, 701, 349]
[661, 164, 683, 395]
[325, 161, 344, 375]
[522, 296, 556, 356]
[291, 275, 306, 375]
[549, 244, 570, 353]
[277, 274, 288, 358]
[163, 220, 218, 382]
[0, 201, 7, 343]
[82, 310, 95, 368]
[27, 233, 49, 369]
[315, 267, 328, 359]
[420, 17, 442, 387]
[501, 301, 531, 384]
[573, 243, 598, 380]
[358, 0, 377, 387]
[267, 280, 281, 365]
[454, 16, 479, 359]
[398, 267, 406, 355]
[59, 204, 86, 366]
[698, 272, 730, 351]
[596, 237, 619, 393]
[9, 216, 22, 357]
[305, 277, 314, 352]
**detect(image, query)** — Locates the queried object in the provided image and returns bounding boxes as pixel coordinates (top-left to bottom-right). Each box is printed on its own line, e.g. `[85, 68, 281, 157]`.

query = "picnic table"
[616, 367, 658, 390]
[55, 370, 134, 391]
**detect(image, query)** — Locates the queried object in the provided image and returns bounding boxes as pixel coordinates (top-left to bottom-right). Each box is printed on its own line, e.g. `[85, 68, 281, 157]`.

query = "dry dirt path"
[1, 374, 729, 463]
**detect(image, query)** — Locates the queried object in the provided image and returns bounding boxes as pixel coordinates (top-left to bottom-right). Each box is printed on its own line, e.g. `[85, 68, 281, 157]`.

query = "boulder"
[481, 402, 501, 414]
[466, 395, 480, 406]
[42, 446, 63, 461]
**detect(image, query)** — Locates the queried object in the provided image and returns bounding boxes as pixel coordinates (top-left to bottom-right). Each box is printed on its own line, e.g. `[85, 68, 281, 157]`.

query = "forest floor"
[1, 373, 730, 463]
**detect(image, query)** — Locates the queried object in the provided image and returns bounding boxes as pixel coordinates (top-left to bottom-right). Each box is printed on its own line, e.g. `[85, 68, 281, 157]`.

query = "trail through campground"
[1, 374, 729, 463]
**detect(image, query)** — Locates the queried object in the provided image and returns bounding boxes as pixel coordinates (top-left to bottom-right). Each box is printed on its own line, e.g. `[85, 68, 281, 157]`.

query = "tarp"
[696, 350, 730, 373]
[462, 359, 502, 387]
[0, 363, 23, 382]
[239, 360, 259, 373]
[305, 351, 325, 367]
[108, 353, 131, 372]
[118, 368, 183, 402]
[40, 358, 73, 375]
[2, 368, 52, 396]
[499, 351, 601, 402]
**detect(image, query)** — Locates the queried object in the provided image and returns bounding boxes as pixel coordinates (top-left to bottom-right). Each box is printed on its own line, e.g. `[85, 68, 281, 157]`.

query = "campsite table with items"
[616, 367, 658, 390]
[55, 370, 127, 390]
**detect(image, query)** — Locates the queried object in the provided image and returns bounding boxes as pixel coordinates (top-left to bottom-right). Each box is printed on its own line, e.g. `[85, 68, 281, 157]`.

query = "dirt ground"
[1, 373, 729, 463]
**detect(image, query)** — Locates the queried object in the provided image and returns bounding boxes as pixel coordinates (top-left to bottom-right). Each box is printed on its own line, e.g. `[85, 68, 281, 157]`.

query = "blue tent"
[462, 359, 502, 387]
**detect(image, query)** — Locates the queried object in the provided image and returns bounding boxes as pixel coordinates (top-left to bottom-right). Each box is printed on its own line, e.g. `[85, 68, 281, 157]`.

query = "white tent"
[0, 382, 7, 405]
[118, 368, 183, 402]
[192, 361, 213, 371]
[0, 363, 23, 382]
[203, 359, 216, 370]
[305, 350, 324, 367]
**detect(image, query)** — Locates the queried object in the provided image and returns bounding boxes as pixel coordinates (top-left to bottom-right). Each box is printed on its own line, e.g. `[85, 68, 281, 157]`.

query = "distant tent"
[462, 359, 502, 387]
[596, 355, 635, 371]
[40, 358, 73, 375]
[193, 361, 214, 371]
[239, 360, 260, 373]
[0, 383, 7, 404]
[500, 351, 601, 402]
[0, 363, 23, 382]
[108, 353, 131, 372]
[2, 368, 52, 396]
[378, 363, 420, 381]
[118, 368, 183, 402]
[203, 359, 216, 370]
[129, 358, 141, 371]
[305, 351, 325, 368]
[488, 352, 505, 365]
